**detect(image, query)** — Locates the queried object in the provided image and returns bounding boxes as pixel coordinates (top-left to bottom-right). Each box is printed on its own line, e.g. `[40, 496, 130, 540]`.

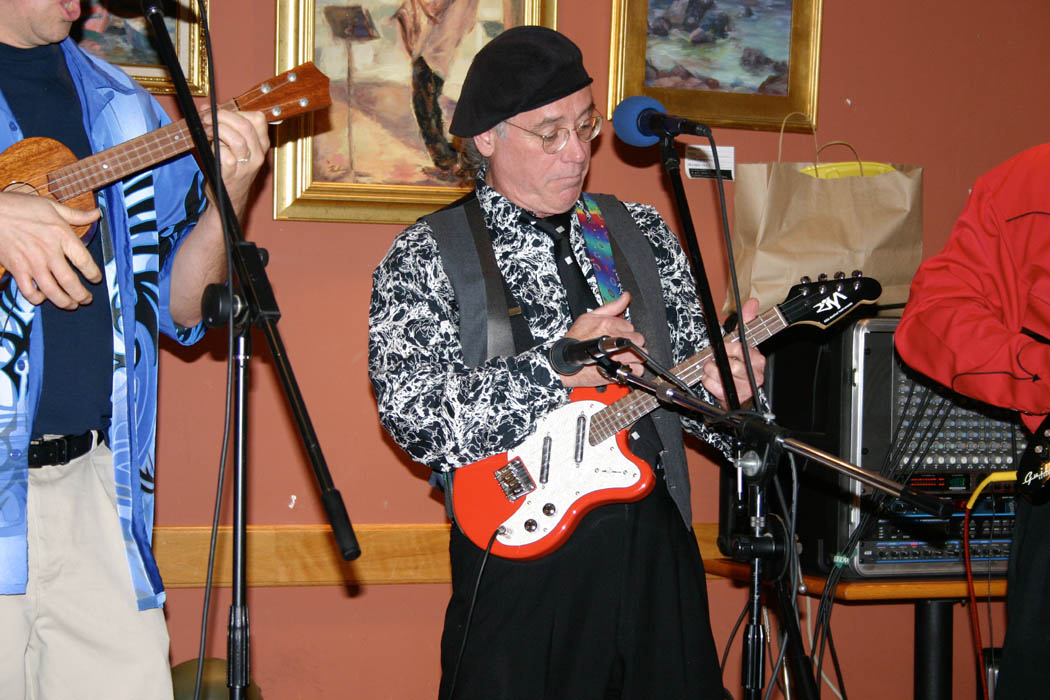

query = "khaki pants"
[0, 442, 173, 700]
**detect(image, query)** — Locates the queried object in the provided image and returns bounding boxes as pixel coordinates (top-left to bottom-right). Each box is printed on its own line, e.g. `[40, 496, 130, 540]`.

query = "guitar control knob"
[524, 519, 538, 532]
[542, 503, 557, 516]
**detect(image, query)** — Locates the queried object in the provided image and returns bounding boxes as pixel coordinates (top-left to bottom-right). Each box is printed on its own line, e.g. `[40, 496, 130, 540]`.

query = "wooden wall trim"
[156, 523, 1006, 600]
[154, 523, 723, 588]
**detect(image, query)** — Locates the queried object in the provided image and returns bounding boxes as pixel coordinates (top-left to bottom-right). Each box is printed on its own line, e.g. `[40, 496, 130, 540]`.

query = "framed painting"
[274, 0, 557, 225]
[73, 0, 209, 96]
[608, 0, 822, 133]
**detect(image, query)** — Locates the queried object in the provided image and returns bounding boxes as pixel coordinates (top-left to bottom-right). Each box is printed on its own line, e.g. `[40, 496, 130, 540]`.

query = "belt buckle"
[51, 436, 70, 465]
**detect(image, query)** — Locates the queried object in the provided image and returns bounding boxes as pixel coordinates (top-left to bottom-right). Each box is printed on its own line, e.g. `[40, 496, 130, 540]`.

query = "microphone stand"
[656, 132, 741, 410]
[649, 129, 822, 699]
[598, 360, 952, 699]
[141, 4, 360, 699]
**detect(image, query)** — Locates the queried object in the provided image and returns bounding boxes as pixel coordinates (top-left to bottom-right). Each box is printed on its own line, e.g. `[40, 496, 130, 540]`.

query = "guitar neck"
[47, 98, 238, 203]
[588, 305, 788, 443]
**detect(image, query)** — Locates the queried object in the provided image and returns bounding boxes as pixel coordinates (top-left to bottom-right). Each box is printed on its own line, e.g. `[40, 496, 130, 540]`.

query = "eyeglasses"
[503, 113, 603, 154]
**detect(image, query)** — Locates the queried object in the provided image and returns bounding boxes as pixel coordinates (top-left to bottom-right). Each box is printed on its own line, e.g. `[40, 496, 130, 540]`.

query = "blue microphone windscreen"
[612, 95, 666, 147]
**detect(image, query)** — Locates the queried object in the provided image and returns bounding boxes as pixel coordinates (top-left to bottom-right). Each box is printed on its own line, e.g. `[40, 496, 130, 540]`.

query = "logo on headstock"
[814, 290, 848, 315]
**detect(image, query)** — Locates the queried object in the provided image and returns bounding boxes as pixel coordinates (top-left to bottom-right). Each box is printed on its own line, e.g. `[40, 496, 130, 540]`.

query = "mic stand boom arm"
[600, 363, 952, 519]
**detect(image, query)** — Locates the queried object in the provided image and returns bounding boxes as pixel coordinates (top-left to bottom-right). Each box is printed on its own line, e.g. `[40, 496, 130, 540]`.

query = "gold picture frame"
[608, 0, 821, 133]
[74, 1, 209, 96]
[274, 0, 557, 225]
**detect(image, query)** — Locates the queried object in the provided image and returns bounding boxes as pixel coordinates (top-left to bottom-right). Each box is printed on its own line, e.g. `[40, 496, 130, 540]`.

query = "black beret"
[449, 26, 593, 138]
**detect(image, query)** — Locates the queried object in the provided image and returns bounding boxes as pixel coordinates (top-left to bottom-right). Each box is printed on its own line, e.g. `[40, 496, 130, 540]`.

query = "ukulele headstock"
[234, 62, 331, 123]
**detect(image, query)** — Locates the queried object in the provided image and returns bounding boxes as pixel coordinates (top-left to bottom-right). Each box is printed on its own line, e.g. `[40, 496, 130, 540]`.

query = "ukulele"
[0, 61, 330, 278]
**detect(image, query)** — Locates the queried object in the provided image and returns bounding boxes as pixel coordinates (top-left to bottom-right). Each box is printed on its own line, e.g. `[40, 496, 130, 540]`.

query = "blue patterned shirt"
[0, 39, 207, 610]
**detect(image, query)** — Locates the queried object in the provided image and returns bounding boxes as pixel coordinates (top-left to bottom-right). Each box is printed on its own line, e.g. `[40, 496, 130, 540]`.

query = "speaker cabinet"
[767, 318, 1022, 578]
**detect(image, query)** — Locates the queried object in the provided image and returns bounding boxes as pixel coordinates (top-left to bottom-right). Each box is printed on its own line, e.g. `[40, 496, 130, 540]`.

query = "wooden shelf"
[703, 557, 1006, 601]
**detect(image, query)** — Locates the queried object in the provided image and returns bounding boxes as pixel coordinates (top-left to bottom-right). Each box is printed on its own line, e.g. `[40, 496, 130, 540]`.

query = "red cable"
[964, 507, 990, 700]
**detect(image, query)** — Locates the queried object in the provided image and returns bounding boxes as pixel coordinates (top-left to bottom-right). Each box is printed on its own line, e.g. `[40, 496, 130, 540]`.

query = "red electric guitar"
[0, 62, 330, 279]
[451, 273, 883, 560]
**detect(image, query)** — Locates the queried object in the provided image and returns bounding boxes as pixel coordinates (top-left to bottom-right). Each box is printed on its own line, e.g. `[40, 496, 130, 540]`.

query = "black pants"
[438, 475, 725, 700]
[996, 496, 1050, 698]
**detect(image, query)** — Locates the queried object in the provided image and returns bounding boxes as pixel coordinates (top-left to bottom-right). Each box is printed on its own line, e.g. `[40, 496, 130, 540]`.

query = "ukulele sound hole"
[3, 181, 35, 195]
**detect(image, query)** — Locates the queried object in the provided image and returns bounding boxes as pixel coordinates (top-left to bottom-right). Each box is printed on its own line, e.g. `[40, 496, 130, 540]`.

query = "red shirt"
[896, 143, 1050, 433]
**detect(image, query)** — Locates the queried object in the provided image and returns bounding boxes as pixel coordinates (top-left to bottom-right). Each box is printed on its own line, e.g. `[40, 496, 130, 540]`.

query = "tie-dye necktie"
[575, 194, 623, 304]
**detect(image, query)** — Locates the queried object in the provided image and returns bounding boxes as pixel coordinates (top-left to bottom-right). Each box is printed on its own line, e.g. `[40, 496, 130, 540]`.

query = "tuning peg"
[834, 271, 846, 280]
[851, 270, 863, 277]
[799, 276, 812, 284]
[818, 273, 828, 281]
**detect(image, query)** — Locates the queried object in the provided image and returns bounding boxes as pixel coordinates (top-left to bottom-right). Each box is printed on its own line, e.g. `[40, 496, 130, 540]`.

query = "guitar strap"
[428, 193, 531, 367]
[426, 194, 532, 516]
[592, 194, 693, 528]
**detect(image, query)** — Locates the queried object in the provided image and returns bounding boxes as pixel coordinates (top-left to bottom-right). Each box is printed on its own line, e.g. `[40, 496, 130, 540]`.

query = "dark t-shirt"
[0, 41, 112, 437]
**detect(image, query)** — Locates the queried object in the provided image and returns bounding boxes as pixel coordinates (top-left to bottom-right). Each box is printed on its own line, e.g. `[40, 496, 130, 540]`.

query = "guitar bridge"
[493, 457, 536, 502]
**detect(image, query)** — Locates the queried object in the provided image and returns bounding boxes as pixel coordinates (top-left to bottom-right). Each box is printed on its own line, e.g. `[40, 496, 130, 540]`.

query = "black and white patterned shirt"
[368, 177, 732, 473]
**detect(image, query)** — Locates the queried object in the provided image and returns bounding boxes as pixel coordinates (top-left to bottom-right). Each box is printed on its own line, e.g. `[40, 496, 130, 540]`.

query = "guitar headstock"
[777, 272, 882, 328]
[233, 62, 331, 123]
[1018, 418, 1050, 504]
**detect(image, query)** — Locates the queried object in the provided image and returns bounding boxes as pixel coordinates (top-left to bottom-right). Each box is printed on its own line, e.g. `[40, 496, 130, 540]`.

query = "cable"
[699, 133, 764, 411]
[826, 627, 849, 700]
[720, 598, 751, 679]
[190, 1, 238, 698]
[963, 470, 1016, 700]
[963, 507, 988, 700]
[762, 606, 789, 700]
[802, 596, 845, 700]
[811, 382, 952, 691]
[447, 528, 499, 700]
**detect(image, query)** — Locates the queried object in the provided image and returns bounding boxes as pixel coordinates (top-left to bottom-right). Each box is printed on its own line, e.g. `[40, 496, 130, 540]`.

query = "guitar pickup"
[494, 457, 536, 502]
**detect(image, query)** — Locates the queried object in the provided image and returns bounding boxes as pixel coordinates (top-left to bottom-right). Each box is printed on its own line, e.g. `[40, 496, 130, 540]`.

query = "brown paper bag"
[728, 146, 923, 314]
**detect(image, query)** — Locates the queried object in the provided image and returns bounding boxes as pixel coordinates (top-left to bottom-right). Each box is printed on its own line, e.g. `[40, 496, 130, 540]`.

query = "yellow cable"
[966, 471, 1017, 510]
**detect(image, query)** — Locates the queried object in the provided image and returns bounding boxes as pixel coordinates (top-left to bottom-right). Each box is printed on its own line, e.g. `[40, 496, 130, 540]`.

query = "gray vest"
[425, 194, 695, 527]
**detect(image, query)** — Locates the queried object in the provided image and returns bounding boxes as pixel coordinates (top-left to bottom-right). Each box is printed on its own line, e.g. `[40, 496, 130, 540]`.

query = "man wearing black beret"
[369, 25, 764, 699]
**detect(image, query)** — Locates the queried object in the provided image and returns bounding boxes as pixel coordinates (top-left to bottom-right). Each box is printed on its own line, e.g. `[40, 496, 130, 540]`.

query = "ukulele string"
[30, 80, 293, 200]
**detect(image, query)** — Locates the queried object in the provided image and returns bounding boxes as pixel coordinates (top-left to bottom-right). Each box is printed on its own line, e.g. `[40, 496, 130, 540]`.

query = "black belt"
[28, 430, 106, 468]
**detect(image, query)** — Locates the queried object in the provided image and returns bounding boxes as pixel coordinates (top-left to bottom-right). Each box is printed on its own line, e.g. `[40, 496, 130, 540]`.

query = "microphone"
[611, 96, 711, 147]
[549, 336, 631, 375]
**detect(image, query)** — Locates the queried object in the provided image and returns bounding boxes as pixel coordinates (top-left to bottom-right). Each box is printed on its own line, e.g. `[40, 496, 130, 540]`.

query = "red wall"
[155, 1, 1050, 697]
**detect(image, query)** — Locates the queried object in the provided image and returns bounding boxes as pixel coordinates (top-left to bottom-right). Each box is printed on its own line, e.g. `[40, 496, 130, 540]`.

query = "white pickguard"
[496, 399, 642, 547]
